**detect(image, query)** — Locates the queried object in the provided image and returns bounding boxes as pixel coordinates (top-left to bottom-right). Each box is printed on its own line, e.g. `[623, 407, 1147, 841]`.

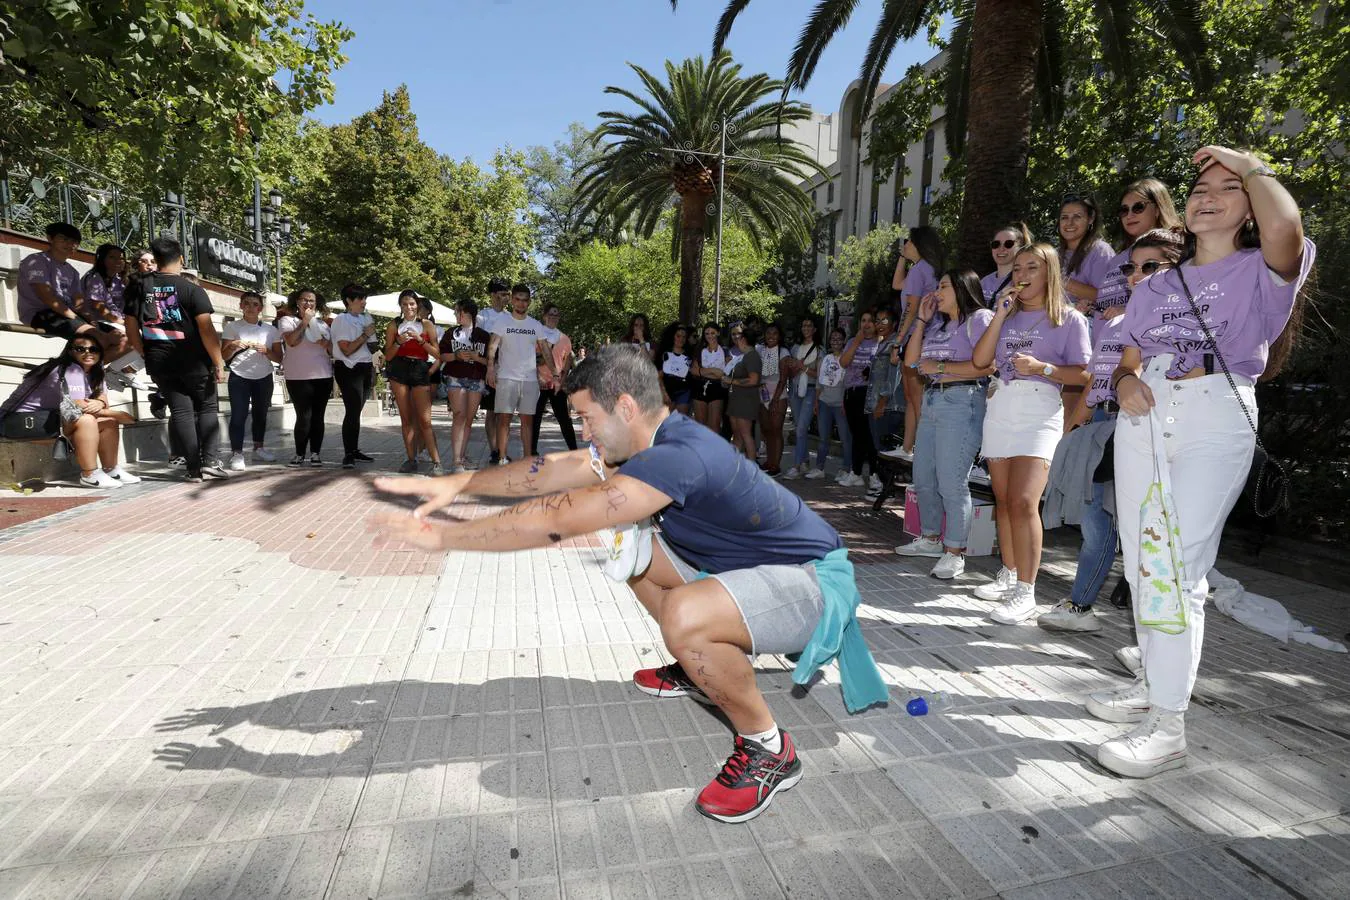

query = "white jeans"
[1114, 366, 1256, 712]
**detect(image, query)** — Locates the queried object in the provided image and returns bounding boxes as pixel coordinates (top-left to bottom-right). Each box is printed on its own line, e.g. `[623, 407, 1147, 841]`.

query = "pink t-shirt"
[993, 308, 1092, 385]
[920, 309, 994, 382]
[1060, 238, 1115, 288]
[1083, 315, 1127, 408]
[277, 315, 334, 381]
[1121, 239, 1316, 381]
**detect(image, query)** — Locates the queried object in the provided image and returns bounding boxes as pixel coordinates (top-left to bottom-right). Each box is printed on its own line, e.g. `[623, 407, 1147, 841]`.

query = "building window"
[811, 189, 817, 206]
[922, 184, 933, 206]
[826, 182, 834, 204]
[923, 129, 935, 160]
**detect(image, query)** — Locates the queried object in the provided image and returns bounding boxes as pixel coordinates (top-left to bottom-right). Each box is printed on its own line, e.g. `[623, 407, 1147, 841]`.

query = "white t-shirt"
[791, 342, 821, 395]
[277, 315, 333, 381]
[330, 312, 375, 367]
[699, 346, 727, 376]
[221, 319, 280, 380]
[490, 314, 551, 382]
[476, 306, 505, 334]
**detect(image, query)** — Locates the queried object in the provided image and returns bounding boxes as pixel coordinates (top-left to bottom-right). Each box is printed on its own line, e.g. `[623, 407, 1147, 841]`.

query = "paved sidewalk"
[1, 413, 1348, 898]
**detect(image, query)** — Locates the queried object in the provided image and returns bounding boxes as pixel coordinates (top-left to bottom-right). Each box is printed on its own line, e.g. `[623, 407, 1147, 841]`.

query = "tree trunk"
[956, 0, 1043, 272]
[678, 193, 708, 324]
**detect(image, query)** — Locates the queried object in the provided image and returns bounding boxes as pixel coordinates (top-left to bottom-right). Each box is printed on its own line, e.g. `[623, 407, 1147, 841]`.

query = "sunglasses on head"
[1118, 200, 1153, 217]
[990, 239, 1018, 250]
[1060, 193, 1088, 207]
[1120, 260, 1170, 277]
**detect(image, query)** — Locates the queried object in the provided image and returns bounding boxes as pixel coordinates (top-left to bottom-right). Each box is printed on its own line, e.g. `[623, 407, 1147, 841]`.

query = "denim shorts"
[446, 376, 484, 394]
[654, 533, 823, 656]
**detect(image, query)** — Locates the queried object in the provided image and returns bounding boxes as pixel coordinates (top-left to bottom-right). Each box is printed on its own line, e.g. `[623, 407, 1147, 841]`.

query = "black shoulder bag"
[1174, 266, 1289, 518]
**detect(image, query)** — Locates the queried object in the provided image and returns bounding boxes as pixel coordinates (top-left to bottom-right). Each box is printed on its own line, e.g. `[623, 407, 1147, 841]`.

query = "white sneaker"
[1114, 645, 1143, 675]
[867, 474, 883, 492]
[895, 536, 943, 558]
[1086, 677, 1151, 723]
[103, 465, 141, 484]
[781, 465, 801, 480]
[990, 582, 1037, 624]
[804, 468, 825, 480]
[252, 447, 277, 462]
[79, 469, 122, 489]
[846, 472, 866, 487]
[1037, 600, 1101, 633]
[1097, 708, 1187, 778]
[228, 452, 247, 471]
[973, 567, 1018, 601]
[931, 552, 965, 580]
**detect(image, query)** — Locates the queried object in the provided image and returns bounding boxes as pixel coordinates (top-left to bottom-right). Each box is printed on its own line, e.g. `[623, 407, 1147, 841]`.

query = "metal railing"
[0, 151, 267, 281]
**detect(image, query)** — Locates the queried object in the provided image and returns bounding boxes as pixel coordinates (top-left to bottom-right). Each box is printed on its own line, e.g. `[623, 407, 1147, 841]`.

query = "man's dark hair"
[341, 282, 368, 302]
[511, 283, 531, 298]
[240, 291, 265, 305]
[149, 236, 184, 267]
[564, 344, 664, 414]
[45, 222, 81, 242]
[457, 298, 479, 319]
[487, 277, 510, 293]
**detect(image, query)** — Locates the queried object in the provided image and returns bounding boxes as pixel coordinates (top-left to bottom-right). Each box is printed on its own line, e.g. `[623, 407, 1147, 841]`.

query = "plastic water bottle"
[906, 692, 946, 716]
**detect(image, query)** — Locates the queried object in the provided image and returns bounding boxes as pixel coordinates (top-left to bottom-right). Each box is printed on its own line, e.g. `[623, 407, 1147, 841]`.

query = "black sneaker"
[342, 455, 356, 469]
[351, 450, 375, 462]
[632, 662, 713, 705]
[200, 464, 230, 479]
[696, 731, 803, 824]
[489, 450, 501, 465]
[309, 454, 323, 467]
[286, 455, 304, 468]
[149, 393, 168, 420]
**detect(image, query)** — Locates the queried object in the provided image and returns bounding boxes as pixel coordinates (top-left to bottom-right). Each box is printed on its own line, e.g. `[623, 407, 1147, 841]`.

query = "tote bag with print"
[1136, 411, 1187, 634]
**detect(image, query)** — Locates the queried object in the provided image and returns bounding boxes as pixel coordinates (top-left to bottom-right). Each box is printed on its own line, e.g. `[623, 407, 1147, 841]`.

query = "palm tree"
[574, 53, 824, 324]
[671, 0, 1209, 270]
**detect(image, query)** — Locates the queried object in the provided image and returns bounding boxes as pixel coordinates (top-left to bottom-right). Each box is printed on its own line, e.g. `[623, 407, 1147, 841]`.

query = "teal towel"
[795, 548, 889, 712]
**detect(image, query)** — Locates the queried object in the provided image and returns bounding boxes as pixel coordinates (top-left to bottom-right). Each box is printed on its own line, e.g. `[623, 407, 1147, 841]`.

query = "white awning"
[365, 293, 455, 322]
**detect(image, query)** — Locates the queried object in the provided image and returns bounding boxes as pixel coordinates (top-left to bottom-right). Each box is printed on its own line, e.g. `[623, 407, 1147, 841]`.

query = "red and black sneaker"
[632, 662, 713, 705]
[696, 731, 803, 824]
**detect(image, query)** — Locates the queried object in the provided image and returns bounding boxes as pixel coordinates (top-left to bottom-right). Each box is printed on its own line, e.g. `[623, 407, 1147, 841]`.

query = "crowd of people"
[1, 144, 1316, 804]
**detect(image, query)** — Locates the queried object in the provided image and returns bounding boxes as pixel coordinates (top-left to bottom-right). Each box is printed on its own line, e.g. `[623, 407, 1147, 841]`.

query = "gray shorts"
[493, 377, 541, 414]
[655, 533, 824, 656]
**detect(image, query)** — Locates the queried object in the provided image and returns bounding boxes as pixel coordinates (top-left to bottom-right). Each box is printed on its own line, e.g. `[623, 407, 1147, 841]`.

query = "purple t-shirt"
[843, 337, 877, 388]
[1083, 315, 1127, 408]
[1061, 239, 1115, 288]
[920, 309, 995, 382]
[1092, 248, 1132, 317]
[17, 252, 81, 323]
[902, 259, 938, 298]
[993, 308, 1092, 385]
[981, 270, 1011, 305]
[8, 364, 94, 413]
[1122, 239, 1316, 381]
[81, 273, 126, 318]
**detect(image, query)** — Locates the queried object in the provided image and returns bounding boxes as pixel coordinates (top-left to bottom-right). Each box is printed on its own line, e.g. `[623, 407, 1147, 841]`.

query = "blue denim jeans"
[1070, 407, 1119, 607]
[815, 401, 850, 472]
[913, 383, 986, 547]
[789, 384, 816, 467]
[869, 408, 901, 456]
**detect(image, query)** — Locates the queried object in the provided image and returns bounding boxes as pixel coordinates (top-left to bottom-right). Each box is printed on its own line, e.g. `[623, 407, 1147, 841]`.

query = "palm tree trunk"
[679, 194, 707, 324]
[956, 0, 1043, 272]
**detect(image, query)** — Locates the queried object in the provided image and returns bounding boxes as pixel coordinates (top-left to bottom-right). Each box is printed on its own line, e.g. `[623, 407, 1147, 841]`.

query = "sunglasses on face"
[1120, 260, 1170, 277]
[1118, 200, 1153, 217]
[990, 239, 1018, 250]
[73, 345, 99, 354]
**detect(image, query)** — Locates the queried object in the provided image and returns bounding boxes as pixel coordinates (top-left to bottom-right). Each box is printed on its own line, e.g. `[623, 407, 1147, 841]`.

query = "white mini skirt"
[982, 379, 1064, 461]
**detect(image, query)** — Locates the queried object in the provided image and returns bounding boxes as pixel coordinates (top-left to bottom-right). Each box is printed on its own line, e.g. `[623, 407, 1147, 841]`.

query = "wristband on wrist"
[1110, 369, 1138, 391]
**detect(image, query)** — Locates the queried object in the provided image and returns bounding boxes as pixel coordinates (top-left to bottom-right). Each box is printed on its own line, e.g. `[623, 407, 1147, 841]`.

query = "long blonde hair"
[1013, 243, 1070, 326]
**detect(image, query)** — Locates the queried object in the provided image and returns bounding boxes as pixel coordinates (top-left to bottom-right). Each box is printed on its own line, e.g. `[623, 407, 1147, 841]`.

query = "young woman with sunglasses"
[897, 271, 995, 578]
[0, 338, 140, 488]
[892, 226, 945, 458]
[1092, 179, 1184, 328]
[837, 310, 878, 487]
[971, 244, 1092, 622]
[1090, 146, 1314, 779]
[278, 288, 334, 468]
[983, 223, 1034, 305]
[690, 322, 729, 434]
[1038, 229, 1184, 635]
[723, 323, 762, 460]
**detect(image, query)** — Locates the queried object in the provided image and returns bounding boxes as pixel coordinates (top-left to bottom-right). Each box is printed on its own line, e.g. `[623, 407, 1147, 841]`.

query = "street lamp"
[243, 191, 302, 295]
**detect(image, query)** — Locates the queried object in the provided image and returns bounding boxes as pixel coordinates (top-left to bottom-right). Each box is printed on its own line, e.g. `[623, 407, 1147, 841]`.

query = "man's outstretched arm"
[370, 474, 669, 552]
[373, 448, 614, 517]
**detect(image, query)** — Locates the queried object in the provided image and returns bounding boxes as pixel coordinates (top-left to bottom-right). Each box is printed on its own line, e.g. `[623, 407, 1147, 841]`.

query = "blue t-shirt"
[618, 413, 842, 573]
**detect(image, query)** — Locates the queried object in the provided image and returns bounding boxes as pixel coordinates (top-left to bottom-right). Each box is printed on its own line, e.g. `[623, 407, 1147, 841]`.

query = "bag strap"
[1174, 265, 1287, 516]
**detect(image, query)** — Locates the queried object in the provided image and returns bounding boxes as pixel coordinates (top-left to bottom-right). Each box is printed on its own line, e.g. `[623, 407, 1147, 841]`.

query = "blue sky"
[306, 0, 942, 163]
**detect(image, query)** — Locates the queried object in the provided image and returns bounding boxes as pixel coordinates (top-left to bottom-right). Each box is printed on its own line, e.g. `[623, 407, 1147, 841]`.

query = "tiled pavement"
[1, 411, 1348, 898]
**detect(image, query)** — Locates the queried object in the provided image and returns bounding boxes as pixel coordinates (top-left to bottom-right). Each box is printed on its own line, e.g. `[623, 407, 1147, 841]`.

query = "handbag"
[0, 409, 61, 440]
[1175, 267, 1289, 517]
[1136, 410, 1188, 634]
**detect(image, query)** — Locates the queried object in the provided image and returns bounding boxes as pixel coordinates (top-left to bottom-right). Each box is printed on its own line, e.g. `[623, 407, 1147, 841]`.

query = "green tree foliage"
[574, 53, 822, 324]
[0, 0, 351, 189]
[829, 222, 905, 311]
[547, 212, 781, 349]
[289, 87, 536, 302]
[525, 122, 606, 265]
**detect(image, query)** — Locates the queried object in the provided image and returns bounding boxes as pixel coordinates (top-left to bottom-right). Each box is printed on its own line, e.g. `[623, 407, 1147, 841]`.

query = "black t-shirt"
[123, 273, 215, 377]
[439, 326, 490, 380]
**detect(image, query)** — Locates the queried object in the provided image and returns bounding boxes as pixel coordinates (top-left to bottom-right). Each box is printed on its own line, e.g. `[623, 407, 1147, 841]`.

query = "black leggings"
[333, 363, 372, 455]
[156, 371, 220, 473]
[531, 387, 578, 451]
[844, 385, 875, 476]
[287, 377, 332, 456]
